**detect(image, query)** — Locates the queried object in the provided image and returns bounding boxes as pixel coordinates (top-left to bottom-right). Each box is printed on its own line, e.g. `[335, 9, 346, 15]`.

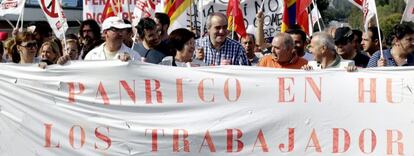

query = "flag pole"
[373, 3, 384, 58]
[199, 0, 204, 37]
[1, 16, 15, 29]
[232, 14, 235, 40]
[189, 0, 193, 29]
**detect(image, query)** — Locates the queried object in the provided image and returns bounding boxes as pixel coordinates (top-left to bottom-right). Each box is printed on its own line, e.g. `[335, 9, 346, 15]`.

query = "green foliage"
[380, 13, 402, 43]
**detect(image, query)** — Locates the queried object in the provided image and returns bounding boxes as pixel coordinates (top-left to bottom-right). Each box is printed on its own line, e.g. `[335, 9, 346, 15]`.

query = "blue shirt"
[367, 49, 414, 67]
[196, 37, 250, 66]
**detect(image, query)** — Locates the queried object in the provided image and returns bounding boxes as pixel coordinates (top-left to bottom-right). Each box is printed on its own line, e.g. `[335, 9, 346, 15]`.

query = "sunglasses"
[108, 27, 123, 32]
[20, 41, 38, 48]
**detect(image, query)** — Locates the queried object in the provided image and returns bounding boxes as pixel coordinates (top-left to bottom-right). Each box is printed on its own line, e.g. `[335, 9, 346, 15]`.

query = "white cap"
[101, 16, 131, 32]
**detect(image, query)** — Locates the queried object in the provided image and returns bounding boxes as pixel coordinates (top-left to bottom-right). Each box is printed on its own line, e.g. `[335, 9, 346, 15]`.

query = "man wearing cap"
[334, 27, 370, 68]
[84, 17, 141, 61]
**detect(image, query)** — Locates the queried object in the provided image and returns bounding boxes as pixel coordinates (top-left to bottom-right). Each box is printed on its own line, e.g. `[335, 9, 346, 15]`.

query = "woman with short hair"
[159, 28, 205, 67]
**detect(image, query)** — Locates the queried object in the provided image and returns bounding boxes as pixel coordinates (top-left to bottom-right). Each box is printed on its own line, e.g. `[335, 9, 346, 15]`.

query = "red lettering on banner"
[252, 129, 269, 152]
[145, 79, 163, 104]
[278, 77, 295, 103]
[198, 78, 215, 103]
[387, 129, 404, 155]
[359, 129, 377, 154]
[44, 124, 60, 148]
[119, 80, 136, 104]
[173, 129, 190, 152]
[305, 129, 322, 152]
[279, 128, 294, 152]
[224, 78, 241, 102]
[305, 77, 322, 102]
[226, 129, 244, 152]
[94, 126, 111, 150]
[145, 129, 165, 152]
[332, 128, 350, 153]
[96, 81, 110, 105]
[386, 78, 403, 103]
[199, 130, 216, 152]
[358, 78, 377, 103]
[68, 82, 85, 104]
[69, 125, 86, 149]
[176, 79, 183, 103]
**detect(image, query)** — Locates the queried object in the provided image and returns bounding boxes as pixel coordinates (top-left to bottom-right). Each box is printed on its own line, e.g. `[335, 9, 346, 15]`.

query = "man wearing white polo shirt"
[84, 16, 141, 61]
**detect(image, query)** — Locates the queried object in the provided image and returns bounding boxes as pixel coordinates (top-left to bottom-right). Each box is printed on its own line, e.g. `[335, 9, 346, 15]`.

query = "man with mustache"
[78, 19, 104, 59]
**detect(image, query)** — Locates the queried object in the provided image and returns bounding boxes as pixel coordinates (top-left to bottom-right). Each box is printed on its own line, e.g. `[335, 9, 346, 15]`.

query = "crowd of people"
[0, 12, 413, 71]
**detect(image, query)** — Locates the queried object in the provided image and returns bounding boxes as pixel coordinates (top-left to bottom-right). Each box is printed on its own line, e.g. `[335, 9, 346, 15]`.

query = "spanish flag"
[227, 0, 246, 38]
[281, 0, 311, 35]
[102, 0, 123, 21]
[164, 0, 191, 27]
[281, 0, 297, 33]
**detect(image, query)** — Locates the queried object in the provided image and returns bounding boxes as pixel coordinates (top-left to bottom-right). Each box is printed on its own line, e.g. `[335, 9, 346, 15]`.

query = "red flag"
[102, 0, 123, 22]
[281, 0, 296, 32]
[296, 0, 311, 35]
[226, 0, 246, 38]
[348, 0, 364, 9]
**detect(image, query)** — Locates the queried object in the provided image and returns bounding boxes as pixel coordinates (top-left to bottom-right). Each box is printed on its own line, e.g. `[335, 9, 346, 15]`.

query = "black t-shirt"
[353, 52, 370, 68]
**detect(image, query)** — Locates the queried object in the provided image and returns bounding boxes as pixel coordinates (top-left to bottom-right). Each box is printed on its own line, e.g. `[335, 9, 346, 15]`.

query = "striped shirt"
[367, 49, 414, 67]
[196, 37, 250, 66]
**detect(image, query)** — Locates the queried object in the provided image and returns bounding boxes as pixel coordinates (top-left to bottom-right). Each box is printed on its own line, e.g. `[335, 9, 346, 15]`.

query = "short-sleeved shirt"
[133, 42, 167, 64]
[84, 43, 141, 61]
[367, 49, 414, 67]
[196, 37, 250, 66]
[258, 55, 308, 69]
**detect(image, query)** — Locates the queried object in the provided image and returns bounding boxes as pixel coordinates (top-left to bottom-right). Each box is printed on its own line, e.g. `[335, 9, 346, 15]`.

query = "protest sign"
[0, 0, 25, 16]
[0, 61, 413, 155]
[38, 0, 68, 39]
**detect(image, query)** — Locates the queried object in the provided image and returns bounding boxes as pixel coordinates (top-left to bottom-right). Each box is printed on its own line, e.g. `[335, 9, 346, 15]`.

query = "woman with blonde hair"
[39, 41, 61, 65]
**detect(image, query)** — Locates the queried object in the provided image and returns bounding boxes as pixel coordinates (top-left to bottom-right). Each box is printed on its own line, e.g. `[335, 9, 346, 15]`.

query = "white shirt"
[84, 43, 141, 61]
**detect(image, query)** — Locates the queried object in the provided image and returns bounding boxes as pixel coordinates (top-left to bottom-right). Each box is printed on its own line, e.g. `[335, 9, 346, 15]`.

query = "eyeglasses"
[108, 27, 123, 32]
[20, 42, 37, 49]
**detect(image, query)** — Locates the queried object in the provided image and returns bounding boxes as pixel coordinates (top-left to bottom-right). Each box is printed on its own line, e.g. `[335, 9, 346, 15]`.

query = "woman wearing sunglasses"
[15, 31, 39, 64]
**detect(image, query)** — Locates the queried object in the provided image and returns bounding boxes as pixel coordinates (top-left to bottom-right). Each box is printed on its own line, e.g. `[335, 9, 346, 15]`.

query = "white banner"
[38, 0, 68, 39]
[1, 61, 414, 155]
[0, 0, 25, 16]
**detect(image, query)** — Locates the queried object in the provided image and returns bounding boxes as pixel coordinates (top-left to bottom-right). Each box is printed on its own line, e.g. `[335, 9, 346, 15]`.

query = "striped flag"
[281, 0, 297, 32]
[164, 0, 191, 33]
[101, 0, 123, 22]
[281, 0, 311, 35]
[227, 0, 246, 37]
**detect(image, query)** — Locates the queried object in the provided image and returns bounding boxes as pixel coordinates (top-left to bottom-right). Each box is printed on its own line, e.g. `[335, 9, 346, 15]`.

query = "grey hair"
[274, 33, 294, 50]
[312, 32, 336, 53]
[206, 12, 227, 29]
